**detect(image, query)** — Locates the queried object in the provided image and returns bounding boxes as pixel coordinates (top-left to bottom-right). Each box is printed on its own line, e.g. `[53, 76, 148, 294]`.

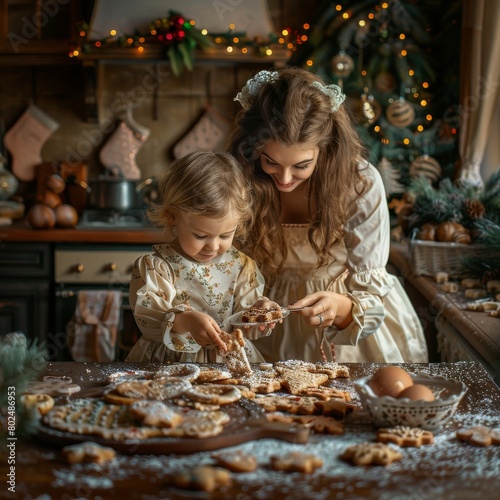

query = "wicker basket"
[408, 237, 491, 278]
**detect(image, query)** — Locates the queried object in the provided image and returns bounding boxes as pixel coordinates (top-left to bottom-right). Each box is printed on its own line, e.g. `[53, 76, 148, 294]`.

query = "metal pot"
[88, 177, 155, 211]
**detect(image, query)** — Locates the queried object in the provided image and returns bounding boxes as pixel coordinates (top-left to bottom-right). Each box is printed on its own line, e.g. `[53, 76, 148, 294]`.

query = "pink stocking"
[4, 105, 59, 182]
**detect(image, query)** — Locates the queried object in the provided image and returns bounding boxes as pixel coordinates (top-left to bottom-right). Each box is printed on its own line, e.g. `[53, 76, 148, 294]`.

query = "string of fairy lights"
[295, 2, 458, 170]
[69, 11, 312, 61]
[69, 3, 457, 162]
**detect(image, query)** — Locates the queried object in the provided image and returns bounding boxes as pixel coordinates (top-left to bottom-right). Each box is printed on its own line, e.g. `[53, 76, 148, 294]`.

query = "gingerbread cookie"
[218, 329, 253, 377]
[298, 386, 351, 401]
[234, 371, 282, 394]
[293, 415, 344, 435]
[129, 401, 183, 428]
[456, 425, 500, 447]
[270, 451, 323, 474]
[212, 450, 258, 473]
[114, 378, 192, 401]
[20, 394, 54, 416]
[172, 398, 221, 411]
[167, 465, 232, 492]
[254, 394, 318, 415]
[43, 398, 166, 441]
[197, 367, 232, 383]
[277, 368, 328, 395]
[340, 442, 403, 466]
[265, 412, 344, 435]
[62, 441, 116, 464]
[313, 362, 350, 379]
[377, 426, 434, 447]
[155, 363, 201, 382]
[241, 306, 283, 323]
[164, 418, 225, 439]
[25, 377, 81, 396]
[314, 398, 359, 419]
[184, 384, 242, 405]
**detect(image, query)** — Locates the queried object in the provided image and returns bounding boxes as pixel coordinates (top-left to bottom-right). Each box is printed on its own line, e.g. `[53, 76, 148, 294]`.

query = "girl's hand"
[288, 291, 353, 329]
[173, 311, 227, 351]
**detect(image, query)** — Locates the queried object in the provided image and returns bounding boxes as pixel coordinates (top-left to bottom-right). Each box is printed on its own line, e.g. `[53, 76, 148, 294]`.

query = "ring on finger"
[317, 314, 323, 327]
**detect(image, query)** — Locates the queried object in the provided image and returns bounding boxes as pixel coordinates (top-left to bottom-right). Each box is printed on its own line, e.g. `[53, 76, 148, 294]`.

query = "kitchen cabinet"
[0, 223, 163, 359]
[0, 242, 51, 344]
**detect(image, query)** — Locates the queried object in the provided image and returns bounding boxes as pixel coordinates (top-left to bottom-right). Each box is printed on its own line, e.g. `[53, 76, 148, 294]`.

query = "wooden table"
[2, 361, 500, 499]
[389, 241, 500, 384]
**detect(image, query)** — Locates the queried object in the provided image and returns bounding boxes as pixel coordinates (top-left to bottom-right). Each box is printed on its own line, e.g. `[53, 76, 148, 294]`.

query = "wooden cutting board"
[36, 397, 310, 455]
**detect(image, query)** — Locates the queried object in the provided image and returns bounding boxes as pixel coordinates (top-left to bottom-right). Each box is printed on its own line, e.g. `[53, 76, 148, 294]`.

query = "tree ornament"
[386, 98, 415, 128]
[374, 71, 397, 93]
[361, 94, 382, 124]
[0, 154, 18, 200]
[409, 155, 442, 184]
[330, 53, 354, 77]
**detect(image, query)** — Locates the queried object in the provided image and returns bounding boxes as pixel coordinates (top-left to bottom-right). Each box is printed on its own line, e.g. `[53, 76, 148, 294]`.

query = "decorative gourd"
[417, 222, 437, 241]
[435, 221, 471, 244]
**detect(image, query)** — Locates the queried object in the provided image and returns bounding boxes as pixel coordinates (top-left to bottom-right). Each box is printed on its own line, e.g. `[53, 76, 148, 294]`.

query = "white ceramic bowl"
[354, 373, 468, 430]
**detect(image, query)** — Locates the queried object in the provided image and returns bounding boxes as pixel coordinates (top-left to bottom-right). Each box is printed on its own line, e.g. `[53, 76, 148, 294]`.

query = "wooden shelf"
[76, 44, 291, 65]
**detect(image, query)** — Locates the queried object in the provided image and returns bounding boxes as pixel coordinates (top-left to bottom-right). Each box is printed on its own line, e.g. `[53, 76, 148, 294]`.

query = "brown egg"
[45, 174, 66, 194]
[36, 190, 62, 209]
[54, 204, 78, 228]
[398, 383, 435, 402]
[27, 204, 56, 229]
[368, 366, 414, 397]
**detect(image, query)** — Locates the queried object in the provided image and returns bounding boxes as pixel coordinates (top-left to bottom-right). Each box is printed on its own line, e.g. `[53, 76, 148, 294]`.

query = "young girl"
[126, 150, 272, 364]
[229, 67, 429, 364]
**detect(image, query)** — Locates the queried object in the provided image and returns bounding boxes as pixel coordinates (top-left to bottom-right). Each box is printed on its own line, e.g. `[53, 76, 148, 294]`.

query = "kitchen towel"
[67, 290, 122, 362]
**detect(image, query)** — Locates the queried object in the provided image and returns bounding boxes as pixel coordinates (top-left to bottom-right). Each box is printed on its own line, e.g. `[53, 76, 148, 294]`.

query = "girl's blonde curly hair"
[148, 150, 253, 242]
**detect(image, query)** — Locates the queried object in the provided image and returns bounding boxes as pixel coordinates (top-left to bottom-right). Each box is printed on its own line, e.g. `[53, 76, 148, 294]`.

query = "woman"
[229, 67, 428, 363]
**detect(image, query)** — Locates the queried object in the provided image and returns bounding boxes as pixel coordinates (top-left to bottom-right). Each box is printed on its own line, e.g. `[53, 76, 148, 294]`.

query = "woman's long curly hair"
[228, 67, 368, 283]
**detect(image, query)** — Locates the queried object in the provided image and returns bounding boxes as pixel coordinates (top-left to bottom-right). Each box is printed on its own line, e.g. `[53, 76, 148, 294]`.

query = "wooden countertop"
[0, 219, 165, 244]
[2, 361, 500, 499]
[390, 241, 500, 379]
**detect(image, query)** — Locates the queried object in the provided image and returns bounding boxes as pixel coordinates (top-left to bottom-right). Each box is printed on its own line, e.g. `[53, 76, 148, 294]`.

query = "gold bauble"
[386, 99, 415, 128]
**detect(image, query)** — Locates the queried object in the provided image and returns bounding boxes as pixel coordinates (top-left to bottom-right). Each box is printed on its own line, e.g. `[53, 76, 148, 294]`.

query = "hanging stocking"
[172, 105, 230, 159]
[4, 104, 59, 182]
[99, 109, 150, 180]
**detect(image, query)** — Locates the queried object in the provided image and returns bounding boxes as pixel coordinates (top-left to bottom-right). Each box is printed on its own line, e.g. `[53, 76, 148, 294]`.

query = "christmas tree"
[290, 0, 462, 197]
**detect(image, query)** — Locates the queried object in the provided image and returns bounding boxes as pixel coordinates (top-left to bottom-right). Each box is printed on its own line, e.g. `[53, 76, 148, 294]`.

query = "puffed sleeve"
[325, 162, 394, 346]
[129, 253, 185, 346]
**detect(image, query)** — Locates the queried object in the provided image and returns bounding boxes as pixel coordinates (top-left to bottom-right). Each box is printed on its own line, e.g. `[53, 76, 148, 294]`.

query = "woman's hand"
[173, 311, 226, 351]
[288, 291, 353, 330]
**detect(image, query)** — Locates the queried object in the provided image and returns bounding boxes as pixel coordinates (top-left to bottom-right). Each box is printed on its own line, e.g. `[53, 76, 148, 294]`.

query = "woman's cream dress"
[253, 163, 429, 363]
[126, 244, 265, 364]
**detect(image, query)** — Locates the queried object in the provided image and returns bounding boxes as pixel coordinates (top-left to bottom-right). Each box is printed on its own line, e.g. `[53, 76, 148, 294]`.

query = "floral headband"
[234, 70, 346, 113]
